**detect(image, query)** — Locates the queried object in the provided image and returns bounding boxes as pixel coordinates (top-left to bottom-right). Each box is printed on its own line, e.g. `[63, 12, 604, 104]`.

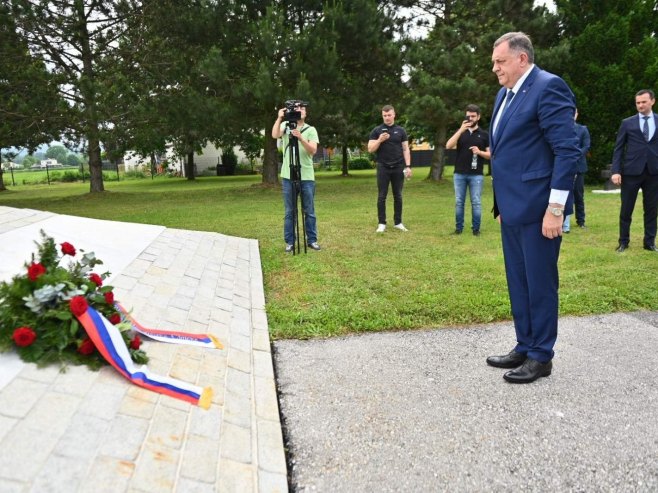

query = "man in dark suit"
[610, 89, 658, 252]
[486, 32, 579, 384]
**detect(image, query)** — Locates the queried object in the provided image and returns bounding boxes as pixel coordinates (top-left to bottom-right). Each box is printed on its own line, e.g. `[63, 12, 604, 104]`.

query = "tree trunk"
[88, 136, 105, 192]
[185, 151, 195, 180]
[341, 144, 349, 176]
[262, 126, 279, 186]
[77, 1, 104, 193]
[427, 125, 448, 181]
[0, 168, 6, 192]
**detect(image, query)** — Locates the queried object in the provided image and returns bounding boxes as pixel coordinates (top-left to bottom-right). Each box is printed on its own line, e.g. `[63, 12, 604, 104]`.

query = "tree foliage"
[404, 0, 558, 180]
[9, 0, 141, 192]
[0, 3, 64, 191]
[553, 0, 658, 179]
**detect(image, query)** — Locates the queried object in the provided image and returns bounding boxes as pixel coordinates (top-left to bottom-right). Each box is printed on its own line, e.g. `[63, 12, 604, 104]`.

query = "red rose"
[69, 295, 88, 316]
[104, 291, 114, 305]
[13, 327, 37, 347]
[78, 338, 95, 355]
[130, 335, 142, 350]
[89, 273, 103, 287]
[108, 313, 121, 325]
[27, 263, 46, 281]
[60, 242, 76, 256]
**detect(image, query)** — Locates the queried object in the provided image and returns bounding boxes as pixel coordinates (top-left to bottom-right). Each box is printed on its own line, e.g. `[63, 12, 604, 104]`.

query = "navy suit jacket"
[610, 113, 658, 176]
[490, 66, 579, 225]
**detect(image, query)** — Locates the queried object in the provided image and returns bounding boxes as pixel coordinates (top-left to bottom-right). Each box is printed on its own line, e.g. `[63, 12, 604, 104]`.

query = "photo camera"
[284, 99, 308, 125]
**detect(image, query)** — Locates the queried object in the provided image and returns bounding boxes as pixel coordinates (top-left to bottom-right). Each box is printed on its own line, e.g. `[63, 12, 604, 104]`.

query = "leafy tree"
[22, 155, 38, 168]
[553, 0, 658, 180]
[10, 0, 140, 192]
[404, 0, 557, 181]
[0, 3, 64, 191]
[66, 153, 81, 167]
[112, 0, 234, 181]
[45, 145, 68, 164]
[303, 0, 405, 176]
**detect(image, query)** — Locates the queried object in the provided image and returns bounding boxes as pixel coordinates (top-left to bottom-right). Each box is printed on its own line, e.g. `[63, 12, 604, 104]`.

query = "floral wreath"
[0, 230, 147, 369]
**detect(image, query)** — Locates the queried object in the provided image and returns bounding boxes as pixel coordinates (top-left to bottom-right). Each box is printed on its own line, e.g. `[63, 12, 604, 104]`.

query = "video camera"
[284, 99, 308, 129]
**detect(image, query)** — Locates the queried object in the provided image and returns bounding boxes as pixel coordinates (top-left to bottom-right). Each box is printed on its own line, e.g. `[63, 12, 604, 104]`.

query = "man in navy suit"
[486, 32, 580, 383]
[610, 89, 658, 252]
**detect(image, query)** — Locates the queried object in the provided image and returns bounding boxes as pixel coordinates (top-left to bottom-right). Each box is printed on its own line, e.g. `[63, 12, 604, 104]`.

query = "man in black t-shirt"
[368, 105, 412, 233]
[446, 104, 491, 235]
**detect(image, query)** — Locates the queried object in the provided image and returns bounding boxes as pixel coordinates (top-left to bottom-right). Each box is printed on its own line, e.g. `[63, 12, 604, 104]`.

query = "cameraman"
[445, 104, 491, 236]
[272, 102, 321, 253]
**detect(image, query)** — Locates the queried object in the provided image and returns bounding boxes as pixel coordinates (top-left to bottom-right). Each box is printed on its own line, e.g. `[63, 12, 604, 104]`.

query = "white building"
[123, 142, 253, 175]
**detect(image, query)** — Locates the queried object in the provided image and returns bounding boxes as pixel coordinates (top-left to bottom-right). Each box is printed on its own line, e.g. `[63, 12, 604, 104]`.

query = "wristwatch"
[547, 206, 564, 217]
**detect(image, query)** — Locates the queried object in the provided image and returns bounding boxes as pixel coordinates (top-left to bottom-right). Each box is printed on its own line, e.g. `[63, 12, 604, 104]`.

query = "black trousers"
[619, 168, 658, 246]
[377, 165, 405, 225]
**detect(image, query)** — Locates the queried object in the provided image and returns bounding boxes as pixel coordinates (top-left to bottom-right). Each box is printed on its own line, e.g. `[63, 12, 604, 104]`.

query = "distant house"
[41, 158, 62, 168]
[31, 158, 62, 169]
[1, 162, 20, 170]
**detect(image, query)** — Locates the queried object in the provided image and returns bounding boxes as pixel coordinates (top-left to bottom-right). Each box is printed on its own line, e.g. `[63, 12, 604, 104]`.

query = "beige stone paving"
[0, 207, 287, 492]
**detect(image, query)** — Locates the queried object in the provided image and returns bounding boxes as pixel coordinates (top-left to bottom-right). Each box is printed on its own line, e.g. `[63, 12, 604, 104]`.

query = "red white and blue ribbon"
[75, 306, 213, 409]
[115, 302, 223, 349]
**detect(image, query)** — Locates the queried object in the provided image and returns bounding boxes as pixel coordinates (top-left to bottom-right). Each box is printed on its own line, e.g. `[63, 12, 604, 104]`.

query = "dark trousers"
[573, 172, 586, 226]
[501, 221, 562, 363]
[618, 169, 658, 247]
[377, 165, 405, 225]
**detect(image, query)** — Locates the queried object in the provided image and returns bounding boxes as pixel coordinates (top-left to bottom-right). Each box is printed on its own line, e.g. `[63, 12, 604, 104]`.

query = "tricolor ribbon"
[75, 305, 214, 409]
[115, 302, 223, 349]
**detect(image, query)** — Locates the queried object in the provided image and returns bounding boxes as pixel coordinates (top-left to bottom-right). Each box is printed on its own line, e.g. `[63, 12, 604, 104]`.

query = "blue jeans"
[282, 178, 317, 245]
[453, 173, 483, 232]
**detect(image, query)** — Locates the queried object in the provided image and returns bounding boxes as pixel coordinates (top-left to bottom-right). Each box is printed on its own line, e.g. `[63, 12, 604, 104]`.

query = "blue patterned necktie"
[643, 116, 650, 141]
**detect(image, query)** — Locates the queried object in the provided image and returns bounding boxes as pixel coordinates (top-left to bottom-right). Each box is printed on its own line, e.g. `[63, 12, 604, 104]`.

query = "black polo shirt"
[454, 127, 489, 175]
[369, 124, 408, 168]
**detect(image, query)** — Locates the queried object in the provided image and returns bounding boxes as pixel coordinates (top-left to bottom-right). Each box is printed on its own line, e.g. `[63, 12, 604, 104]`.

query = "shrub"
[124, 169, 146, 179]
[60, 171, 81, 182]
[349, 157, 375, 170]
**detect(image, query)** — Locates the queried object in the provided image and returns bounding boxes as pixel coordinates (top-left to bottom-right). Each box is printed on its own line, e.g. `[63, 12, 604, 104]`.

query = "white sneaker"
[394, 223, 408, 232]
[376, 224, 386, 233]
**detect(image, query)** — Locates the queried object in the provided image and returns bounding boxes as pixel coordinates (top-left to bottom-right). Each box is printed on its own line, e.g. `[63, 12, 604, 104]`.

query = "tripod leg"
[293, 182, 301, 255]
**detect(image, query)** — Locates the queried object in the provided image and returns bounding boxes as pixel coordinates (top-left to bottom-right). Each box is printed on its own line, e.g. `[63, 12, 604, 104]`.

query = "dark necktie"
[501, 90, 515, 115]
[494, 90, 514, 136]
[643, 116, 650, 141]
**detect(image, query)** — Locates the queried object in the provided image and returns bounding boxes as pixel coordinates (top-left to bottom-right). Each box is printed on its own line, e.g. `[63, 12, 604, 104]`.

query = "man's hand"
[469, 146, 480, 156]
[277, 108, 286, 119]
[611, 173, 622, 185]
[379, 132, 390, 143]
[291, 128, 302, 139]
[542, 210, 563, 239]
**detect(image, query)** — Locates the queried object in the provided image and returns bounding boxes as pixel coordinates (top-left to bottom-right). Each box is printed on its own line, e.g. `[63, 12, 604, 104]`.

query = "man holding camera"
[446, 104, 491, 236]
[272, 102, 321, 253]
[368, 105, 412, 233]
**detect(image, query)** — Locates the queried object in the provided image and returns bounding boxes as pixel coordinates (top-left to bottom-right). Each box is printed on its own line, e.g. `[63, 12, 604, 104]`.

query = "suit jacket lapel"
[495, 66, 539, 142]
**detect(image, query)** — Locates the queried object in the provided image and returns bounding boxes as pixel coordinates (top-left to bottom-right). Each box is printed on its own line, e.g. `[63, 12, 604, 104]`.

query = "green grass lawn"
[1, 170, 656, 339]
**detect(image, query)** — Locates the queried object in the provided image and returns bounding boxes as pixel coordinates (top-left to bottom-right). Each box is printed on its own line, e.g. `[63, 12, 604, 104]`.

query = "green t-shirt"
[279, 122, 319, 181]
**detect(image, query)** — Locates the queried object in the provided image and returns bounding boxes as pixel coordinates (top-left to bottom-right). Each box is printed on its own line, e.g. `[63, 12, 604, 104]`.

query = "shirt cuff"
[549, 189, 569, 206]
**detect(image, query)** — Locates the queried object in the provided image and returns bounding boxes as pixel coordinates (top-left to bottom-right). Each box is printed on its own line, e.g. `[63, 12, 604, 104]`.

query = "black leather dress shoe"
[616, 243, 628, 253]
[486, 350, 527, 369]
[644, 245, 658, 252]
[503, 358, 552, 383]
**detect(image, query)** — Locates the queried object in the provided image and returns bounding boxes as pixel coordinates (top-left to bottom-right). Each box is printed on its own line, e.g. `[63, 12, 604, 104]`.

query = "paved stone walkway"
[0, 206, 287, 492]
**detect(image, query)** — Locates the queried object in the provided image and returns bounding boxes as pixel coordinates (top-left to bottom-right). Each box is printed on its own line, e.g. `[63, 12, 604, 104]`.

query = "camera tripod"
[286, 125, 307, 255]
